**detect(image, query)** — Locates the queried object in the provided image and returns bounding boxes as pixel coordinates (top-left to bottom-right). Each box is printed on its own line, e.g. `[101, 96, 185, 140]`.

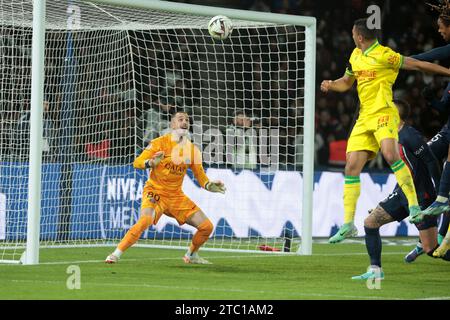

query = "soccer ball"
[208, 15, 233, 40]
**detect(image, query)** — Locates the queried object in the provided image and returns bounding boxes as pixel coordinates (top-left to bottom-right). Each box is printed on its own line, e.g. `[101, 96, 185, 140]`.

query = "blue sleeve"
[423, 147, 442, 191]
[411, 44, 450, 62]
[404, 129, 442, 190]
[429, 83, 450, 113]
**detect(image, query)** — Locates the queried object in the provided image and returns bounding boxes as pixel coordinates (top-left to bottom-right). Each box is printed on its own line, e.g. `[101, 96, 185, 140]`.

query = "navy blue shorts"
[379, 189, 437, 230]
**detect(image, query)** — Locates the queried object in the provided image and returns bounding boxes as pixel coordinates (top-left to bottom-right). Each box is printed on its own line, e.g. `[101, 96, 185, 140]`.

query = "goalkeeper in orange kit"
[105, 111, 226, 264]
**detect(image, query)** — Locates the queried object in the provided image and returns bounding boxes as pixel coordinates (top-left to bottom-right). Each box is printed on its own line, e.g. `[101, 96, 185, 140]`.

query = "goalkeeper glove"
[205, 180, 226, 194]
[144, 151, 165, 169]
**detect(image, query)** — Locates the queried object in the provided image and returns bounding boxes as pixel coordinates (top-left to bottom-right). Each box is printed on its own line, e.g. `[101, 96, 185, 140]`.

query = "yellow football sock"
[343, 176, 361, 224]
[189, 219, 214, 254]
[391, 159, 418, 207]
[117, 214, 153, 252]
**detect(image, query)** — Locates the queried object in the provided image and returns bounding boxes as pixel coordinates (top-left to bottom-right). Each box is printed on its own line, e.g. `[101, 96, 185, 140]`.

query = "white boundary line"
[0, 279, 397, 300]
[0, 251, 409, 266]
[6, 279, 450, 300]
[2, 253, 448, 300]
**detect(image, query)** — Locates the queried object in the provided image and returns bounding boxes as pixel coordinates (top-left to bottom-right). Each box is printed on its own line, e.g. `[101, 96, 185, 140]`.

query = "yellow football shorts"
[141, 185, 200, 225]
[347, 109, 399, 159]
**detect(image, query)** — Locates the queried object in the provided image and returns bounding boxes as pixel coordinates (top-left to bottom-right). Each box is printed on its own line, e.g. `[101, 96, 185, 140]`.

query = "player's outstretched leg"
[351, 265, 384, 280]
[404, 241, 424, 263]
[418, 201, 450, 218]
[408, 206, 423, 224]
[183, 212, 214, 264]
[433, 238, 450, 258]
[352, 206, 392, 280]
[329, 222, 358, 244]
[433, 226, 450, 258]
[419, 162, 450, 221]
[329, 174, 361, 244]
[382, 146, 420, 224]
[105, 212, 154, 264]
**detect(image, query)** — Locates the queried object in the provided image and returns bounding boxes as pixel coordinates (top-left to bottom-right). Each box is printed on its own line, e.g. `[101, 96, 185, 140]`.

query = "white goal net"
[0, 0, 315, 263]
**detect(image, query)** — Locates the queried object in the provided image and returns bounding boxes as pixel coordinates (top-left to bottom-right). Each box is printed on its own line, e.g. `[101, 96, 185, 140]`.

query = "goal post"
[0, 0, 316, 264]
[300, 20, 315, 255]
[25, 0, 46, 265]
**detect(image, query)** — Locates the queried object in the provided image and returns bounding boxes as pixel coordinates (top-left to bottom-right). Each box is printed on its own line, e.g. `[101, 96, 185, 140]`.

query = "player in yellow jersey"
[105, 111, 226, 264]
[321, 18, 450, 244]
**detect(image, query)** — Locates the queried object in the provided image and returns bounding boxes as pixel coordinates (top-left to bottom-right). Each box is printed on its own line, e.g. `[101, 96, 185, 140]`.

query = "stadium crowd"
[310, 0, 450, 169]
[235, 0, 450, 169]
[0, 0, 449, 171]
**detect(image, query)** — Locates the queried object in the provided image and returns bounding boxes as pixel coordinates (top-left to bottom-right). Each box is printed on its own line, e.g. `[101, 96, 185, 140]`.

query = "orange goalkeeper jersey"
[133, 133, 209, 193]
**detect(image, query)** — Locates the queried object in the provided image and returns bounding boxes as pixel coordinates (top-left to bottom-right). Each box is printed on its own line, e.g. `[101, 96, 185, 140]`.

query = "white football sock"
[113, 248, 123, 258]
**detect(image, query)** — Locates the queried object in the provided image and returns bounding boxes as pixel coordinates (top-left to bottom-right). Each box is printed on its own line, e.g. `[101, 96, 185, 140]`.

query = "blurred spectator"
[142, 99, 174, 145]
[227, 110, 258, 170]
[328, 140, 347, 167]
[334, 113, 352, 141]
[315, 109, 338, 166]
[2, 0, 449, 172]
[41, 100, 56, 159]
[13, 98, 55, 160]
[248, 0, 271, 12]
[85, 139, 110, 161]
[314, 132, 325, 167]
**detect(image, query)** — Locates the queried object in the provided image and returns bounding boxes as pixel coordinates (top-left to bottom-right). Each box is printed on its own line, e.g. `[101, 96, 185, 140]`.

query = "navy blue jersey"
[412, 45, 450, 124]
[396, 125, 441, 201]
[412, 44, 450, 61]
[428, 123, 450, 162]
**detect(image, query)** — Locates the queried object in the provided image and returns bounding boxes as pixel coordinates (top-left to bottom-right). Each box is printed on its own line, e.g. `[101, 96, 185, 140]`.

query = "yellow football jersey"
[345, 40, 403, 117]
[133, 133, 209, 194]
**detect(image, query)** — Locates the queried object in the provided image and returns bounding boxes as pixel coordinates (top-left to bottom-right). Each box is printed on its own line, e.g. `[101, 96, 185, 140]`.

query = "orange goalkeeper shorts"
[141, 185, 200, 225]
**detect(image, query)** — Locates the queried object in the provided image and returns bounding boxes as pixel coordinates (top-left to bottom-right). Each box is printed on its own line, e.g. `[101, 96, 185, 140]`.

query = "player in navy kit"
[352, 100, 447, 280]
[403, 3, 450, 260]
[404, 125, 450, 261]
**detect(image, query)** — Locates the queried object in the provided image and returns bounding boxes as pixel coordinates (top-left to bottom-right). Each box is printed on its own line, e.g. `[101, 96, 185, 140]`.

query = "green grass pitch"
[0, 239, 449, 300]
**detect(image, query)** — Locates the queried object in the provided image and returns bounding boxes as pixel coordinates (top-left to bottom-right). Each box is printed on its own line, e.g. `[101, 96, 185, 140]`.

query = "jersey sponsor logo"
[414, 145, 424, 156]
[387, 54, 400, 66]
[354, 70, 377, 81]
[377, 115, 390, 129]
[164, 162, 186, 176]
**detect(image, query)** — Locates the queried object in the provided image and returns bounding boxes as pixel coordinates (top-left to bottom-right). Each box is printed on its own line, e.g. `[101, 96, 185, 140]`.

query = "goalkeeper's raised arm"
[133, 149, 165, 170]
